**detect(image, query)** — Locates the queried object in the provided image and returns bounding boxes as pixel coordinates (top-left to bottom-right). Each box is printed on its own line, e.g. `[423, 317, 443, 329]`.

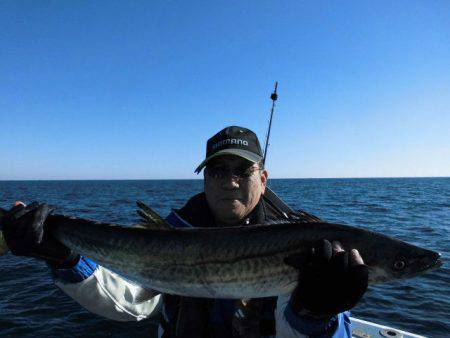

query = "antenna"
[263, 81, 278, 166]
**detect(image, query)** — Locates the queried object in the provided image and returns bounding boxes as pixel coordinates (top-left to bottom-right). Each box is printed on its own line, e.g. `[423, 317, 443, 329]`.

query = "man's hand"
[1, 201, 79, 268]
[288, 239, 368, 318]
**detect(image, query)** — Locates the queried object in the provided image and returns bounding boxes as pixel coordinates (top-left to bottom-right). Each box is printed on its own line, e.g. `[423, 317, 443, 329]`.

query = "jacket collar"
[175, 192, 267, 227]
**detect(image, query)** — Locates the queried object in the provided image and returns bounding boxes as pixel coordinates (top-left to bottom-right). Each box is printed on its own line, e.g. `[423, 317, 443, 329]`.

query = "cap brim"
[194, 149, 262, 174]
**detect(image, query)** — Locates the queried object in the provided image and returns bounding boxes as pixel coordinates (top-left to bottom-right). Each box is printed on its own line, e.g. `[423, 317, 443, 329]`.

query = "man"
[1, 126, 368, 337]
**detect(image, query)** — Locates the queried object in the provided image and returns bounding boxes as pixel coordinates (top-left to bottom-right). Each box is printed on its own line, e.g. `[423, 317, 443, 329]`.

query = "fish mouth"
[427, 253, 443, 270]
[419, 252, 443, 273]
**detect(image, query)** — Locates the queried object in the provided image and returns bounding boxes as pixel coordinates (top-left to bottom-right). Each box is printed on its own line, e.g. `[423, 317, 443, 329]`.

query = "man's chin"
[217, 201, 246, 222]
[226, 198, 242, 202]
[221, 199, 245, 210]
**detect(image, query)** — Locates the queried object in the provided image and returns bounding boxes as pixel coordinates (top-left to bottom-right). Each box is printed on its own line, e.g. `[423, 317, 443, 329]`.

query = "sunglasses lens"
[207, 166, 256, 180]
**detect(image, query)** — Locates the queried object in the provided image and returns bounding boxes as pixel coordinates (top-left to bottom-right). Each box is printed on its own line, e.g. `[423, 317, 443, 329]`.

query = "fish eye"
[393, 260, 406, 270]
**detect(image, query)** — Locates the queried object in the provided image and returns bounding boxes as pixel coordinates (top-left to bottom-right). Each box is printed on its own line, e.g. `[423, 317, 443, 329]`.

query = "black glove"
[287, 239, 368, 317]
[1, 202, 79, 268]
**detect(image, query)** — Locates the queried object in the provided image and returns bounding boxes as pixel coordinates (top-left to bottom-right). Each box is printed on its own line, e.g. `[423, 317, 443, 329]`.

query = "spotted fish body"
[0, 208, 442, 298]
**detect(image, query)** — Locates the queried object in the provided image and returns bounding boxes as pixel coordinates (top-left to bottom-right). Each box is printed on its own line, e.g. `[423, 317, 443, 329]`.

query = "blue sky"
[1, 1, 449, 179]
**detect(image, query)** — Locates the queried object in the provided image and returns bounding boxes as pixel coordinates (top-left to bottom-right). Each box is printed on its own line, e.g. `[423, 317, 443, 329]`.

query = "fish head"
[366, 239, 443, 284]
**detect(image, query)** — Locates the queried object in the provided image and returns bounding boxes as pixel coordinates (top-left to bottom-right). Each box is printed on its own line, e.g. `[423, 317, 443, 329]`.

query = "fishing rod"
[262, 81, 278, 166]
[261, 82, 304, 217]
[261, 83, 324, 220]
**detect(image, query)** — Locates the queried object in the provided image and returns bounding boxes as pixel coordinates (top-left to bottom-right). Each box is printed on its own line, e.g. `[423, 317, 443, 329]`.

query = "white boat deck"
[351, 317, 426, 338]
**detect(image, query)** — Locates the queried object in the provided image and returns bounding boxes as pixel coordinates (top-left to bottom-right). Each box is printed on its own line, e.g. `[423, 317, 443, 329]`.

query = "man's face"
[204, 155, 268, 225]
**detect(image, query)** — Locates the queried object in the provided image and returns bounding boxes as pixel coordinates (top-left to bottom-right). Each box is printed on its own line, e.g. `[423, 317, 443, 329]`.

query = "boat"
[351, 317, 425, 338]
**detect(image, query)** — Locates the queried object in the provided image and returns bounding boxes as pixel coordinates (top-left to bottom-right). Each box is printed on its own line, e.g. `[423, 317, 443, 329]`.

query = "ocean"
[0, 178, 448, 337]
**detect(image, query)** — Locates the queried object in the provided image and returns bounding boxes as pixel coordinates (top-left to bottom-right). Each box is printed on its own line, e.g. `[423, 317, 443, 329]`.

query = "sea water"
[0, 178, 448, 337]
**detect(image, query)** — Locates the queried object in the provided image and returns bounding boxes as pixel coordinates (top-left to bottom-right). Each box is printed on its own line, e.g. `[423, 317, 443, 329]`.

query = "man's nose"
[221, 175, 240, 189]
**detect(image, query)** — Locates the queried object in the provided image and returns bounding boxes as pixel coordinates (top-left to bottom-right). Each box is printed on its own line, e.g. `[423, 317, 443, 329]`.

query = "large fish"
[0, 204, 442, 299]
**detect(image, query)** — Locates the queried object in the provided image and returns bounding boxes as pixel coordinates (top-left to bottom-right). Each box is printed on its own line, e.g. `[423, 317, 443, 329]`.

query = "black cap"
[195, 126, 263, 174]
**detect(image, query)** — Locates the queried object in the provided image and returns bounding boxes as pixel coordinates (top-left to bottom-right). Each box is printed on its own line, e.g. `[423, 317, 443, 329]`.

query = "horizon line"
[0, 176, 448, 182]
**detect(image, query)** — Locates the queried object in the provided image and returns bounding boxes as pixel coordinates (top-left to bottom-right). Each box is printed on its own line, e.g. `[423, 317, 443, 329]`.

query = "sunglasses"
[205, 165, 260, 181]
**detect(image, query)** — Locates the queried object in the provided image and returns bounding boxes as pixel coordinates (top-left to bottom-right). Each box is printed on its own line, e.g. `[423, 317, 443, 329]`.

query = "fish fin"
[136, 201, 172, 230]
[137, 209, 154, 224]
